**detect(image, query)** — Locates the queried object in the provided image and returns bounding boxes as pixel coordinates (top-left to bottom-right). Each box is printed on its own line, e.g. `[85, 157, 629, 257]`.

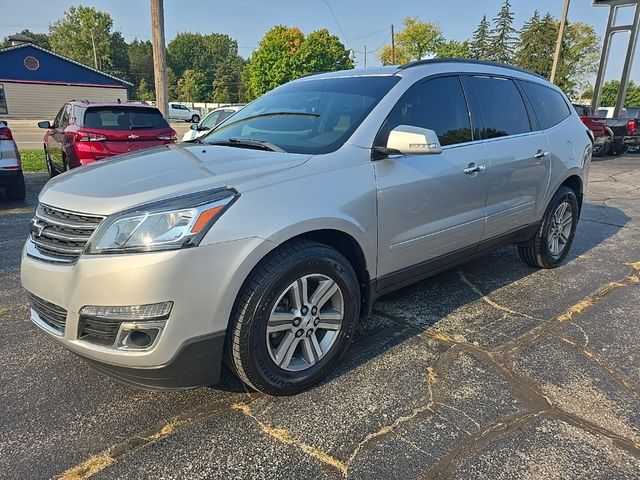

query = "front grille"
[78, 316, 121, 347]
[28, 293, 67, 333]
[29, 204, 104, 263]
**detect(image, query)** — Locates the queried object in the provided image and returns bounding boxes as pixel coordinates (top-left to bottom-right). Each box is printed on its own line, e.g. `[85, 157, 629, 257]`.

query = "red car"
[573, 104, 611, 157]
[39, 101, 177, 175]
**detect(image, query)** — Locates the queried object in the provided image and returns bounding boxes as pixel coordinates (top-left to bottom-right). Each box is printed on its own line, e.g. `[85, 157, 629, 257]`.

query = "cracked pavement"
[1, 155, 639, 479]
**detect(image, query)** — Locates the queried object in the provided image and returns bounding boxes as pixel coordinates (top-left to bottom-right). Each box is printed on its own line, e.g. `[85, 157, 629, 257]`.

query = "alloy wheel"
[266, 273, 344, 372]
[548, 201, 573, 257]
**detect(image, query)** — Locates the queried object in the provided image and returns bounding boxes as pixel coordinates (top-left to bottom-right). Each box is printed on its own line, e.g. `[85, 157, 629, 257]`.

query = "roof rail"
[69, 99, 91, 104]
[398, 58, 546, 80]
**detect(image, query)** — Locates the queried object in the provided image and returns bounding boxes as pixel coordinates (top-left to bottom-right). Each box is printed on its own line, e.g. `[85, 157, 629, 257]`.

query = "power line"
[347, 27, 388, 43]
[323, 0, 351, 48]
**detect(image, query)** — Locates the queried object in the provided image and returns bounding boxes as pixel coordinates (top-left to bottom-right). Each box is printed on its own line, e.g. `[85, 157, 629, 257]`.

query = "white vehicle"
[168, 103, 201, 123]
[182, 105, 244, 142]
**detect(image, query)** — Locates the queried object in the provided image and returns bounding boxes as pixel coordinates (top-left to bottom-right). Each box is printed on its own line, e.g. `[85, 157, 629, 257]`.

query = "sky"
[1, 0, 638, 82]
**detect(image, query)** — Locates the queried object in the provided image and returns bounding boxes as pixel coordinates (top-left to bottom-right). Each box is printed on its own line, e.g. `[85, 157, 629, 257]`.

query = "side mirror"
[386, 125, 442, 155]
[190, 123, 199, 131]
[38, 120, 52, 129]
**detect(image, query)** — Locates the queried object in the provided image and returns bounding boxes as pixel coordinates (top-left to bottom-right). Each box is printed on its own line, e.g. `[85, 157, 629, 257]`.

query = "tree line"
[2, 2, 631, 105]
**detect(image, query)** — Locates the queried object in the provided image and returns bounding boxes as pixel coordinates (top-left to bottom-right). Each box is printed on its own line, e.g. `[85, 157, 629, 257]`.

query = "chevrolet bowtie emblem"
[128, 134, 139, 140]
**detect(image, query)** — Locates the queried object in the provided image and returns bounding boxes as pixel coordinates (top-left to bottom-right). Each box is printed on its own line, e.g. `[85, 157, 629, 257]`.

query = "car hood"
[39, 143, 311, 215]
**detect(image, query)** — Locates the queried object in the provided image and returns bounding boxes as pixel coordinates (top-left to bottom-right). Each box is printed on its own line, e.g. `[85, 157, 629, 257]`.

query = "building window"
[24, 56, 40, 71]
[0, 85, 7, 114]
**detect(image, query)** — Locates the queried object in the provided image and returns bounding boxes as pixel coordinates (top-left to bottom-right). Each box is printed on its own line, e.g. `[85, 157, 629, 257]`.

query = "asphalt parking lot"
[1, 155, 639, 479]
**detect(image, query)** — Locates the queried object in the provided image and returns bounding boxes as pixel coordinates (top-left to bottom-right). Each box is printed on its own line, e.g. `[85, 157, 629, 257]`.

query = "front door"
[49, 105, 69, 171]
[374, 76, 489, 284]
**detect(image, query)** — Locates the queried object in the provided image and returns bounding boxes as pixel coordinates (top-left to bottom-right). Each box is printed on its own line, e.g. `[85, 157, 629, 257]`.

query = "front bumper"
[21, 236, 267, 389]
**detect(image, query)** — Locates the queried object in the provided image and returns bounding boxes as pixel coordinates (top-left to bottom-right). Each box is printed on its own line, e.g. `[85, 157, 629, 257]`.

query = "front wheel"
[226, 240, 360, 395]
[518, 186, 579, 269]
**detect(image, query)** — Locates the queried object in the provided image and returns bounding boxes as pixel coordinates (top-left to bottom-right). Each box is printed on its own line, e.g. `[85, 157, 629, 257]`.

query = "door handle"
[534, 150, 549, 159]
[464, 163, 486, 175]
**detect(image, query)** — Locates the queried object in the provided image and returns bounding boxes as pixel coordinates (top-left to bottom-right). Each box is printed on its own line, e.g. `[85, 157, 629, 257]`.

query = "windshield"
[202, 76, 399, 154]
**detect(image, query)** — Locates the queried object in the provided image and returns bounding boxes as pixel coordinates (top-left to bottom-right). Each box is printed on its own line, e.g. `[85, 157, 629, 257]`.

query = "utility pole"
[550, 0, 570, 84]
[151, 0, 169, 119]
[90, 30, 98, 69]
[391, 24, 396, 64]
[364, 44, 367, 68]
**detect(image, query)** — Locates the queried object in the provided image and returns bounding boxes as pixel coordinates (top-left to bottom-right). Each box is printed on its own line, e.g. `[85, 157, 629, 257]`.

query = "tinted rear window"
[520, 81, 571, 130]
[82, 107, 169, 130]
[466, 76, 530, 139]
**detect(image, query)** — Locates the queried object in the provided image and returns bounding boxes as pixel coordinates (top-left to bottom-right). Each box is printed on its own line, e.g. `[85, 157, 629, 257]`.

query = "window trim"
[372, 73, 477, 156]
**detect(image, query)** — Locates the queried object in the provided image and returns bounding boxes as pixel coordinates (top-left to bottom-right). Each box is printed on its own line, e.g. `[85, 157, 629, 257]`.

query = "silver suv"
[21, 60, 592, 395]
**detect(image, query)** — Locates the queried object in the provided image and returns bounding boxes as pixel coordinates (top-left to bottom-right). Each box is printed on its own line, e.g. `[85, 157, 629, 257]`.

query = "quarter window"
[520, 80, 571, 130]
[466, 76, 530, 139]
[380, 76, 472, 147]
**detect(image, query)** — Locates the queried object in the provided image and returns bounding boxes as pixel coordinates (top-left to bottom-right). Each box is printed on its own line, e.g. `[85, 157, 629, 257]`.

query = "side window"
[53, 106, 65, 128]
[201, 112, 221, 129]
[466, 76, 530, 139]
[0, 84, 8, 114]
[379, 76, 472, 147]
[59, 105, 71, 128]
[170, 104, 178, 109]
[520, 81, 571, 130]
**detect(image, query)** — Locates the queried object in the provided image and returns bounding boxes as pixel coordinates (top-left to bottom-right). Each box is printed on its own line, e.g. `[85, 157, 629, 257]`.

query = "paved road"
[4, 120, 192, 150]
[1, 156, 639, 479]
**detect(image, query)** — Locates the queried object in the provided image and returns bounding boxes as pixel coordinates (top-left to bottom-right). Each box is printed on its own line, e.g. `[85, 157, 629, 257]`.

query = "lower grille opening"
[77, 316, 121, 347]
[28, 293, 67, 333]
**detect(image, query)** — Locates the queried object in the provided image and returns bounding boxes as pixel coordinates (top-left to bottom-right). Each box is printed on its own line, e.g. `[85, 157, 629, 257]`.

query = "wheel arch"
[559, 174, 584, 212]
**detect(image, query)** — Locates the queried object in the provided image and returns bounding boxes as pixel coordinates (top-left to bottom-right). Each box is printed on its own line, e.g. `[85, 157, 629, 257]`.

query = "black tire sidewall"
[235, 245, 360, 395]
[538, 188, 579, 267]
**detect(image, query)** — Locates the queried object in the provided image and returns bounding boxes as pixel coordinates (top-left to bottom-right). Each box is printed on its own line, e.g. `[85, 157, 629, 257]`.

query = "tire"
[627, 145, 640, 154]
[191, 115, 200, 123]
[226, 240, 361, 395]
[45, 149, 57, 178]
[612, 144, 628, 156]
[6, 171, 26, 200]
[518, 186, 579, 269]
[592, 141, 610, 157]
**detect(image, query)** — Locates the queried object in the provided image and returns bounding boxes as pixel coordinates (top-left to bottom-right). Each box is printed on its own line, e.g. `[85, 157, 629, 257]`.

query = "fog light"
[116, 321, 164, 350]
[129, 330, 152, 347]
[80, 302, 173, 321]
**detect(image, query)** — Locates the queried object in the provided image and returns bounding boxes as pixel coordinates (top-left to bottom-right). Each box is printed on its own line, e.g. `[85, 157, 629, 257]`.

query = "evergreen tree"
[514, 11, 556, 76]
[489, 0, 517, 63]
[470, 15, 491, 60]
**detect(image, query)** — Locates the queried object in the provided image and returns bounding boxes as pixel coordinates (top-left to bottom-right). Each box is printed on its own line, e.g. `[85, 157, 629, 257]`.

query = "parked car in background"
[590, 105, 640, 155]
[0, 120, 25, 200]
[22, 60, 591, 396]
[39, 101, 177, 175]
[573, 104, 611, 157]
[182, 105, 244, 142]
[168, 103, 201, 123]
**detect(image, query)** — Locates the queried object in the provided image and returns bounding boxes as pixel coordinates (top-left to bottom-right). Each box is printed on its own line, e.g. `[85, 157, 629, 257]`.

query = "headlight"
[86, 188, 238, 254]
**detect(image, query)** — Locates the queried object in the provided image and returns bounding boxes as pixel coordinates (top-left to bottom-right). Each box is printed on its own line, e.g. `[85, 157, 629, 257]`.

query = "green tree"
[136, 78, 154, 101]
[559, 22, 600, 98]
[470, 15, 491, 60]
[489, 0, 517, 63]
[247, 26, 305, 99]
[107, 31, 130, 79]
[298, 29, 353, 72]
[379, 17, 443, 65]
[167, 67, 178, 100]
[177, 69, 207, 102]
[49, 6, 113, 70]
[128, 39, 154, 91]
[598, 80, 640, 107]
[435, 39, 471, 58]
[514, 11, 555, 76]
[1, 29, 51, 50]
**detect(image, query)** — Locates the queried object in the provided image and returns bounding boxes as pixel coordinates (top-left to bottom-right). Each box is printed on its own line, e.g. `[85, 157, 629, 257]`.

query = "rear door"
[463, 75, 551, 239]
[375, 75, 490, 281]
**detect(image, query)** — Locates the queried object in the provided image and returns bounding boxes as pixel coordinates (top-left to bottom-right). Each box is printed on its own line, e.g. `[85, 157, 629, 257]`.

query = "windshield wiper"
[206, 138, 285, 152]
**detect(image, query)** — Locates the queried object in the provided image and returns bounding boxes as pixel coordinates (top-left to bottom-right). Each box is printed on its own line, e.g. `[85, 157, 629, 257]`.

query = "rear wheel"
[6, 171, 26, 200]
[518, 186, 579, 269]
[627, 145, 640, 154]
[226, 240, 360, 395]
[45, 148, 57, 177]
[191, 114, 200, 123]
[592, 141, 610, 157]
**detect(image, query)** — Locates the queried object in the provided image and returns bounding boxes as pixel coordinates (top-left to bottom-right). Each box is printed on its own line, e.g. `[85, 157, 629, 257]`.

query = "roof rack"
[398, 58, 546, 80]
